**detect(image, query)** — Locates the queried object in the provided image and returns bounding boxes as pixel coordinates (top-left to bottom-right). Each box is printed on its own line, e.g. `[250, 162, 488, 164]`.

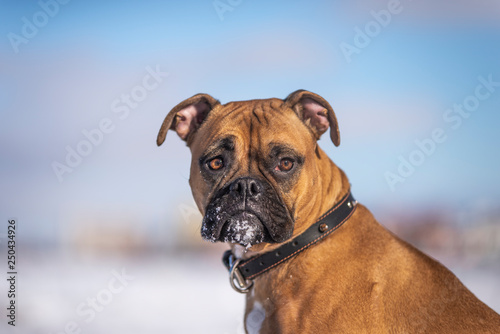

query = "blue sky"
[1, 0, 499, 244]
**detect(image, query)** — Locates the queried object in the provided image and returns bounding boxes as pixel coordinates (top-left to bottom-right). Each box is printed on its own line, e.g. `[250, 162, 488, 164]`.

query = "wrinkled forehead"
[191, 98, 314, 157]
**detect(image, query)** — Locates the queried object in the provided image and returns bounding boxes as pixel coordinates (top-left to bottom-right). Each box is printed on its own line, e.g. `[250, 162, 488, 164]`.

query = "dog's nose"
[229, 177, 263, 199]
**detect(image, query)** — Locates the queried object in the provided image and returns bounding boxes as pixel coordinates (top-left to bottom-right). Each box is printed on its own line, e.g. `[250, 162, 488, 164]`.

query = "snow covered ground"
[1, 251, 498, 334]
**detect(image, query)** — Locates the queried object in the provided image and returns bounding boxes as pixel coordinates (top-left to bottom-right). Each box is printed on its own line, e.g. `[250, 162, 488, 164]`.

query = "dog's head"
[157, 90, 340, 248]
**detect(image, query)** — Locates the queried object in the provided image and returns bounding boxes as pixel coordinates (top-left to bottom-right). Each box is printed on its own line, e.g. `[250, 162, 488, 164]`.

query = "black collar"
[222, 191, 357, 293]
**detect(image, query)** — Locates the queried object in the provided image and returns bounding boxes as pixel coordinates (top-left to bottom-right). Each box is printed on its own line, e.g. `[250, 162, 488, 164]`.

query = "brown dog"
[157, 90, 500, 333]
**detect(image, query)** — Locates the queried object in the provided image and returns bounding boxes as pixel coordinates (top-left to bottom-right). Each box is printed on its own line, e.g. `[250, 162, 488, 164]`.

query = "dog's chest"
[245, 299, 265, 334]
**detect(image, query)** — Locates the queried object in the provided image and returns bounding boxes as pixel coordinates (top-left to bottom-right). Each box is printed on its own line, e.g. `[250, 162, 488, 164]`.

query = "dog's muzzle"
[201, 177, 293, 247]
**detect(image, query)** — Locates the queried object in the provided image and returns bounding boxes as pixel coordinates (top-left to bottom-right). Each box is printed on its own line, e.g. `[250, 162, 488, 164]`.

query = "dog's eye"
[276, 158, 294, 172]
[207, 157, 224, 171]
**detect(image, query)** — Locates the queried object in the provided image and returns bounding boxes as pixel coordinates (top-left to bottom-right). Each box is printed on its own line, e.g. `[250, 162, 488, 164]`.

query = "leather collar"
[222, 191, 357, 293]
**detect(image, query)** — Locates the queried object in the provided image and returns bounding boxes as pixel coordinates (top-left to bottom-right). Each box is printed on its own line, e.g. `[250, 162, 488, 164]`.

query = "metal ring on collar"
[229, 258, 253, 293]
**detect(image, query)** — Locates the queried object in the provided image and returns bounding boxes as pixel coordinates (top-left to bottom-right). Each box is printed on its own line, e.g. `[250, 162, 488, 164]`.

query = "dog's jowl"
[157, 90, 500, 333]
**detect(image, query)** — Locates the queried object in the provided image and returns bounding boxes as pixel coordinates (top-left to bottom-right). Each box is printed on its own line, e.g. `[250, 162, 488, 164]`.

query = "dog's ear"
[285, 90, 340, 146]
[157, 93, 220, 146]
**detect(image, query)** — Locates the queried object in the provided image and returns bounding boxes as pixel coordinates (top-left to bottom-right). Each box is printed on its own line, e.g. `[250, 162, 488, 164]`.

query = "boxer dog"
[157, 90, 500, 333]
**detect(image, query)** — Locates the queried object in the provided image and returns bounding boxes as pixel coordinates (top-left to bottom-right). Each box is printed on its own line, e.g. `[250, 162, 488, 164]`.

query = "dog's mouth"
[202, 209, 272, 248]
[201, 177, 294, 247]
[218, 211, 270, 248]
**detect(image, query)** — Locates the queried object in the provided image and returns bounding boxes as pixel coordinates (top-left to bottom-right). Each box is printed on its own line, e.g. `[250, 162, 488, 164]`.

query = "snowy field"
[1, 251, 499, 334]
